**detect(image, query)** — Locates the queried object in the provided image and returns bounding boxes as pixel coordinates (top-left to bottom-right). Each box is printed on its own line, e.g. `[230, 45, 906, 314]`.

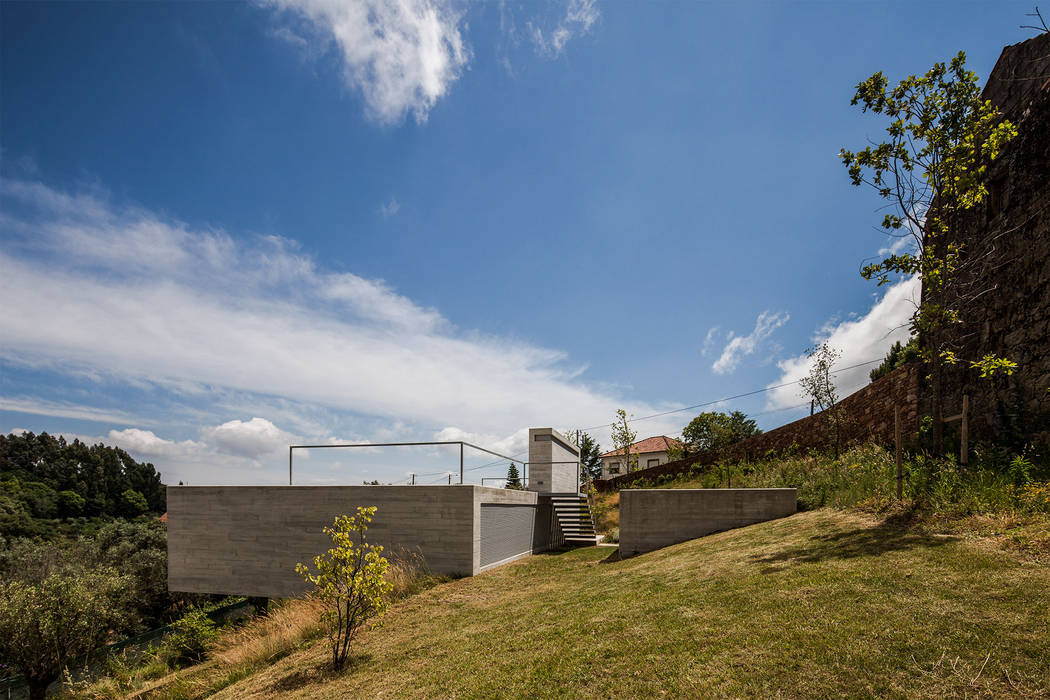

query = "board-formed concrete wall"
[168, 485, 541, 598]
[527, 427, 580, 493]
[619, 488, 797, 557]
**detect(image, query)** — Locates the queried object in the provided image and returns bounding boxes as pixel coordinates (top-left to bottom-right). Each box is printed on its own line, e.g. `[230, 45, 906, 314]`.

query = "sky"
[0, 0, 1038, 486]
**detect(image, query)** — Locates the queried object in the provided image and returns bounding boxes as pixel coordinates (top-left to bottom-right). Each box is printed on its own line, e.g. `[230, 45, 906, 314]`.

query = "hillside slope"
[207, 510, 1049, 699]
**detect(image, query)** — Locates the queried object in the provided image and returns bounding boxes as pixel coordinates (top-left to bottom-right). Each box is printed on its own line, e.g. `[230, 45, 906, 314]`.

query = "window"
[647, 458, 659, 468]
[608, 462, 620, 475]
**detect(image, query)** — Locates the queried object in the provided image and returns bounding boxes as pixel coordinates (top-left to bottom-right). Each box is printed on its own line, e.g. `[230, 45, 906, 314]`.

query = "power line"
[579, 357, 885, 431]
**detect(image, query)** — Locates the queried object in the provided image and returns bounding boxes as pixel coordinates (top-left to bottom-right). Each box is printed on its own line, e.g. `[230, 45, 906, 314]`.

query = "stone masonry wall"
[597, 363, 920, 490]
[929, 33, 1050, 446]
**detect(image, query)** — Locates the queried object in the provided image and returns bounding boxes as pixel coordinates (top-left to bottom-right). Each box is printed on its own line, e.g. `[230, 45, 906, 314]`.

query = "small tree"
[840, 51, 1018, 450]
[119, 489, 148, 518]
[799, 343, 844, 457]
[610, 409, 637, 474]
[681, 411, 761, 453]
[567, 430, 603, 483]
[504, 462, 522, 489]
[296, 506, 393, 672]
[0, 570, 128, 700]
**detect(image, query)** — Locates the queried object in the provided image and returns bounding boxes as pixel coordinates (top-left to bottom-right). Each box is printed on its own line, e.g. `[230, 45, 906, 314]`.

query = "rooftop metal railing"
[287, 441, 526, 486]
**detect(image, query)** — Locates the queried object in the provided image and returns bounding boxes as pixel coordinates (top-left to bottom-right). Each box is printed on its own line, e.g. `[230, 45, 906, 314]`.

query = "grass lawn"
[203, 509, 1049, 699]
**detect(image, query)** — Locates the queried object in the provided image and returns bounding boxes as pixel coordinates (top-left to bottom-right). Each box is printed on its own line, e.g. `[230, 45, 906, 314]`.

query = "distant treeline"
[0, 432, 165, 537]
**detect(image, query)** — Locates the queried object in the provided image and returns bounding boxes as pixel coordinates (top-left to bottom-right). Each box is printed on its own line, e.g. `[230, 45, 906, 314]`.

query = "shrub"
[0, 569, 129, 700]
[160, 608, 220, 667]
[296, 506, 393, 671]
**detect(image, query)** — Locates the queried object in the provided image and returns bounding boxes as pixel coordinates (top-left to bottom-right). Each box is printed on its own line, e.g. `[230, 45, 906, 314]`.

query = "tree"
[681, 411, 761, 453]
[799, 343, 844, 457]
[569, 431, 603, 483]
[504, 462, 522, 489]
[0, 569, 129, 700]
[119, 489, 149, 518]
[869, 337, 921, 382]
[610, 409, 638, 474]
[57, 490, 86, 518]
[840, 51, 1018, 450]
[296, 507, 393, 672]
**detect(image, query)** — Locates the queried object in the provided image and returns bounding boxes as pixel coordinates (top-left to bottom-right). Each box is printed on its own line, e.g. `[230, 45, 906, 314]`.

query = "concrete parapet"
[619, 488, 797, 556]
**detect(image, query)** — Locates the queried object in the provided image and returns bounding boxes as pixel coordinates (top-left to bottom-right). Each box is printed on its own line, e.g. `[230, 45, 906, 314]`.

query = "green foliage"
[840, 51, 1018, 384]
[504, 462, 522, 489]
[160, 608, 220, 667]
[680, 411, 762, 453]
[0, 569, 129, 700]
[120, 489, 149, 518]
[57, 489, 86, 517]
[610, 409, 638, 473]
[0, 518, 197, 635]
[0, 431, 166, 537]
[869, 337, 921, 382]
[575, 431, 603, 483]
[296, 506, 394, 671]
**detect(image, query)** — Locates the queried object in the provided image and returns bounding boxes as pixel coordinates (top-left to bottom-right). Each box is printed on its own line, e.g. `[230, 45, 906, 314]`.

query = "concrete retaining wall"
[167, 485, 542, 598]
[619, 488, 797, 556]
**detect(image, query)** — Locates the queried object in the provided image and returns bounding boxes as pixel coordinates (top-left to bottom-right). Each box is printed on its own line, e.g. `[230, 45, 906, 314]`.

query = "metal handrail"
[287, 441, 525, 485]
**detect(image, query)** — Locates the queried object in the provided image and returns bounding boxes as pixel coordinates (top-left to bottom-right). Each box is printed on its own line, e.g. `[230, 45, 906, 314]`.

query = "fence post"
[960, 394, 970, 467]
[288, 446, 293, 486]
[459, 442, 464, 484]
[894, 405, 903, 500]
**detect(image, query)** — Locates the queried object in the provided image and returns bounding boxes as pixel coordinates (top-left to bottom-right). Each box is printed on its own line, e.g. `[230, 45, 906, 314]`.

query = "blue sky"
[0, 0, 1036, 485]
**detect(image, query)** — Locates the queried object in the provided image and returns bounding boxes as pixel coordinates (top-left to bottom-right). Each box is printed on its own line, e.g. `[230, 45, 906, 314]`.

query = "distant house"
[599, 436, 682, 480]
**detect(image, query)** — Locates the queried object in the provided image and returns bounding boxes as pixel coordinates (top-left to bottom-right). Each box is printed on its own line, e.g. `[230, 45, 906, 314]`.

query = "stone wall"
[596, 362, 920, 490]
[930, 33, 1050, 446]
[618, 488, 797, 556]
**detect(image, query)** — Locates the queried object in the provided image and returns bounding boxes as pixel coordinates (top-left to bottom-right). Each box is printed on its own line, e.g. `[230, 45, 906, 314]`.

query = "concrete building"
[599, 436, 682, 480]
[167, 428, 595, 598]
[527, 427, 580, 493]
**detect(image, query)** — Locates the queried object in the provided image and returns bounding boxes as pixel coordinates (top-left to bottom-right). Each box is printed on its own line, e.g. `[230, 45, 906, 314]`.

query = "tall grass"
[67, 545, 449, 698]
[594, 442, 1050, 553]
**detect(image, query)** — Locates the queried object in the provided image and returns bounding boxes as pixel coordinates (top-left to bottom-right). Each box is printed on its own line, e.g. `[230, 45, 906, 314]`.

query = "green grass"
[594, 444, 1050, 557]
[204, 509, 1049, 699]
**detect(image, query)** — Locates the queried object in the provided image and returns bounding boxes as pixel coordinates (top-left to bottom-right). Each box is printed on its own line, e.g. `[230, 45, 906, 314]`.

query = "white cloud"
[712, 311, 790, 375]
[701, 326, 719, 356]
[379, 196, 400, 218]
[202, 417, 298, 460]
[0, 396, 157, 426]
[108, 428, 205, 459]
[529, 0, 599, 57]
[765, 276, 919, 410]
[0, 177, 672, 469]
[268, 0, 469, 124]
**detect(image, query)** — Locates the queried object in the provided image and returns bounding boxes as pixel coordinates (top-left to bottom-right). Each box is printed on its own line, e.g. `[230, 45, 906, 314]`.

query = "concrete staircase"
[550, 494, 598, 545]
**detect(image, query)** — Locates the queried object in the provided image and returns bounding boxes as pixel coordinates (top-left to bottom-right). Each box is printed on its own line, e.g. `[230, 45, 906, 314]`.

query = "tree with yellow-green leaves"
[296, 506, 393, 671]
[840, 51, 1018, 452]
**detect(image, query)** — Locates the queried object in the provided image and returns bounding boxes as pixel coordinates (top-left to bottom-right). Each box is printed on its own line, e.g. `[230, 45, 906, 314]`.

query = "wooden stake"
[960, 394, 969, 466]
[895, 405, 903, 500]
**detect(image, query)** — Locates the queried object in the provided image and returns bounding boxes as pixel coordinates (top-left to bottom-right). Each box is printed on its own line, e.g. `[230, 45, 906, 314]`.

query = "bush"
[0, 569, 129, 700]
[297, 506, 393, 671]
[160, 608, 220, 667]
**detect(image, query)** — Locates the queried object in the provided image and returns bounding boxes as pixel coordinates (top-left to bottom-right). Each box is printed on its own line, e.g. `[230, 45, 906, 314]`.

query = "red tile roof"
[599, 436, 681, 458]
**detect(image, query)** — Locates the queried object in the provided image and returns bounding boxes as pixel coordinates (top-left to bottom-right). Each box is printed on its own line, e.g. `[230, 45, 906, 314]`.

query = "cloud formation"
[529, 0, 599, 57]
[202, 417, 298, 461]
[108, 428, 205, 459]
[765, 277, 919, 410]
[268, 0, 469, 124]
[712, 311, 790, 375]
[0, 177, 677, 480]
